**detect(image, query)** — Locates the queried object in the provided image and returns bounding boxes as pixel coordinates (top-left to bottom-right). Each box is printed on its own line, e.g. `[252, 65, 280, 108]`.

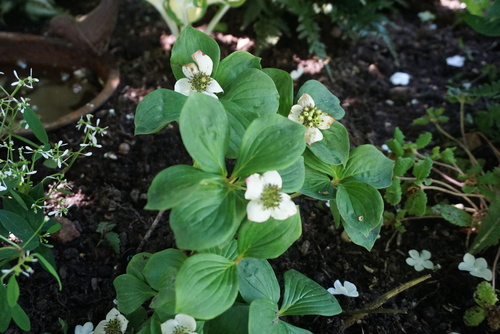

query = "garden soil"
[2, 0, 500, 333]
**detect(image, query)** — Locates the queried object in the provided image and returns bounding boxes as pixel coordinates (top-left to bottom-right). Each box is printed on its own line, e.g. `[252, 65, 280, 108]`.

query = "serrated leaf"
[415, 132, 432, 149]
[384, 178, 402, 205]
[404, 188, 427, 216]
[114, 274, 157, 314]
[412, 157, 433, 180]
[175, 254, 238, 319]
[393, 157, 414, 177]
[238, 258, 280, 304]
[238, 213, 301, 259]
[280, 269, 341, 316]
[432, 204, 472, 227]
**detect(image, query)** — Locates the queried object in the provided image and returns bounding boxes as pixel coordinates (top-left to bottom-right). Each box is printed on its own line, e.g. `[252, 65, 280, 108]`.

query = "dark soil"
[2, 0, 500, 333]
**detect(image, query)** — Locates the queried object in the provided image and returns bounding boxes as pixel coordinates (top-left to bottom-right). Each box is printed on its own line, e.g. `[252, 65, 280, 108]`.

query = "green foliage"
[0, 0, 63, 22]
[96, 222, 121, 254]
[462, 0, 500, 36]
[464, 281, 500, 328]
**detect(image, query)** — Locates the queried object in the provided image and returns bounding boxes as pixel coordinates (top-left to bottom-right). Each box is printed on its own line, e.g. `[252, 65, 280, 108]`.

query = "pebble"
[118, 142, 130, 154]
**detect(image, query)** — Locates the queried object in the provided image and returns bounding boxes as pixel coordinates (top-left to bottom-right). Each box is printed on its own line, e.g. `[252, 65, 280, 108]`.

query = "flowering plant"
[113, 26, 394, 332]
[0, 72, 106, 331]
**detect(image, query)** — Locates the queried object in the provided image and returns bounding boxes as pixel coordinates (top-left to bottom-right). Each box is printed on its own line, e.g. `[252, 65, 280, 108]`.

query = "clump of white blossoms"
[161, 313, 197, 334]
[458, 253, 492, 281]
[93, 308, 128, 334]
[174, 50, 223, 99]
[245, 170, 297, 223]
[327, 280, 359, 297]
[288, 93, 335, 145]
[406, 249, 435, 271]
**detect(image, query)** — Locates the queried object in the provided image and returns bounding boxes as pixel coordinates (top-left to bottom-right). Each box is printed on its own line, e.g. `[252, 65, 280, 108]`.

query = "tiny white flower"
[458, 253, 492, 281]
[174, 50, 223, 99]
[446, 55, 465, 67]
[161, 313, 197, 334]
[390, 72, 411, 86]
[245, 171, 297, 223]
[288, 93, 335, 146]
[327, 280, 359, 297]
[93, 308, 128, 334]
[74, 322, 94, 334]
[290, 66, 304, 80]
[406, 249, 435, 271]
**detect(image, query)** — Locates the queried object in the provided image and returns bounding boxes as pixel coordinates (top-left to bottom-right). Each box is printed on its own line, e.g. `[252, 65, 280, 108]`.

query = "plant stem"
[205, 4, 230, 35]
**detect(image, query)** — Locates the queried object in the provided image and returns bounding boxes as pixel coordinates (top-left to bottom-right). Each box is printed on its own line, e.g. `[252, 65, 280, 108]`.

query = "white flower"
[446, 55, 465, 67]
[245, 171, 297, 223]
[406, 249, 435, 271]
[390, 72, 411, 86]
[161, 313, 197, 334]
[290, 66, 304, 80]
[74, 322, 94, 334]
[93, 308, 128, 334]
[327, 280, 359, 297]
[174, 50, 223, 99]
[458, 253, 492, 281]
[288, 93, 335, 146]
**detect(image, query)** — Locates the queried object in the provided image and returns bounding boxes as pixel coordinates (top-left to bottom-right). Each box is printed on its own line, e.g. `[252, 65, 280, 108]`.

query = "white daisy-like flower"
[458, 253, 492, 281]
[245, 170, 297, 223]
[174, 50, 223, 99]
[327, 280, 359, 297]
[74, 322, 94, 334]
[161, 313, 197, 334]
[93, 308, 128, 334]
[288, 93, 335, 145]
[406, 249, 435, 271]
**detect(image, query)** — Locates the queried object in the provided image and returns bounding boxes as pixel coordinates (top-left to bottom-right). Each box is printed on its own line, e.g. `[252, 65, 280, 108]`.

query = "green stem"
[205, 4, 230, 35]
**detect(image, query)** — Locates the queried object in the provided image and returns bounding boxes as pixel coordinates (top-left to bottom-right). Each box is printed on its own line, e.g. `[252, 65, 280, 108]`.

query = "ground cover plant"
[0, 0, 500, 333]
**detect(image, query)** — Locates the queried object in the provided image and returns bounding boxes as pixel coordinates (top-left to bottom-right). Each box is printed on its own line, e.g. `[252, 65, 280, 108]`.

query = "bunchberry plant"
[110, 25, 394, 333]
[0, 71, 106, 331]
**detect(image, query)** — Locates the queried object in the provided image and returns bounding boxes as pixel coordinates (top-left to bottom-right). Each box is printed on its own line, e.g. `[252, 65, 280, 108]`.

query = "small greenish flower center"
[189, 72, 211, 92]
[260, 184, 282, 209]
[104, 318, 123, 334]
[174, 325, 191, 334]
[298, 105, 324, 128]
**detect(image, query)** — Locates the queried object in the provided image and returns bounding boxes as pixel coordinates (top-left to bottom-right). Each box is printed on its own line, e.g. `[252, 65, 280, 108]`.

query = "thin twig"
[136, 210, 165, 252]
[492, 245, 500, 290]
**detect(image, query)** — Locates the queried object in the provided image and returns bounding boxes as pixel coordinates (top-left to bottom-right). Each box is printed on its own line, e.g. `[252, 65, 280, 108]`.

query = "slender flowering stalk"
[174, 50, 223, 99]
[288, 93, 335, 145]
[245, 171, 297, 223]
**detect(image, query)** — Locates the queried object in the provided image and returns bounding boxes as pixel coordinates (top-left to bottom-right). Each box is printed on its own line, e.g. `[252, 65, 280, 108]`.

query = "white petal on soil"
[446, 55, 465, 67]
[390, 72, 411, 86]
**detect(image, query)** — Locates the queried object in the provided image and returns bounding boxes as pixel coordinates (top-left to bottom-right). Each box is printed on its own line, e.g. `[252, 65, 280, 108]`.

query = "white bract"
[161, 313, 197, 334]
[288, 93, 335, 145]
[446, 55, 465, 67]
[93, 308, 128, 334]
[406, 249, 435, 271]
[74, 322, 94, 334]
[245, 171, 297, 223]
[327, 280, 359, 297]
[174, 50, 223, 99]
[458, 253, 492, 281]
[390, 72, 411, 86]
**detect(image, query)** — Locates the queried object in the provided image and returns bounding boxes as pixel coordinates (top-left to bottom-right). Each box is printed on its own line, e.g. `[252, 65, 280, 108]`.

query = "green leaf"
[205, 304, 249, 334]
[432, 204, 472, 227]
[215, 51, 262, 91]
[134, 89, 187, 135]
[296, 80, 345, 120]
[0, 210, 38, 249]
[175, 254, 238, 319]
[238, 213, 301, 259]
[238, 258, 280, 304]
[307, 122, 350, 166]
[469, 195, 500, 254]
[223, 104, 259, 159]
[343, 217, 382, 251]
[404, 188, 427, 216]
[303, 148, 336, 177]
[220, 68, 279, 116]
[280, 269, 341, 316]
[384, 178, 402, 205]
[393, 157, 414, 177]
[23, 107, 48, 144]
[475, 281, 498, 306]
[199, 239, 238, 261]
[464, 1, 500, 37]
[415, 132, 432, 149]
[412, 157, 433, 180]
[34, 253, 63, 290]
[171, 25, 220, 80]
[341, 145, 394, 189]
[7, 275, 19, 308]
[179, 93, 229, 175]
[126, 252, 152, 281]
[279, 157, 305, 193]
[114, 274, 157, 314]
[143, 248, 188, 291]
[149, 267, 177, 315]
[232, 114, 305, 178]
[105, 232, 120, 253]
[11, 304, 30, 331]
[336, 181, 384, 237]
[170, 183, 246, 250]
[262, 68, 293, 117]
[300, 165, 335, 201]
[146, 165, 220, 210]
[0, 284, 12, 332]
